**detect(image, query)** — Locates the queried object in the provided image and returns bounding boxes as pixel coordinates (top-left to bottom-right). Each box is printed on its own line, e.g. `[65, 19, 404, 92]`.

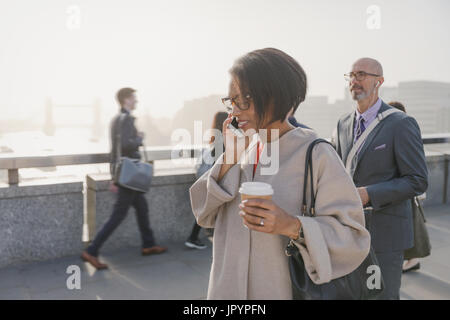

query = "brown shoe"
[81, 251, 108, 270]
[141, 246, 168, 256]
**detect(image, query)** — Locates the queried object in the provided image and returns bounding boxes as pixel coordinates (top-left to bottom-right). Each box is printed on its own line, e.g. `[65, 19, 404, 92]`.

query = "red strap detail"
[253, 141, 263, 178]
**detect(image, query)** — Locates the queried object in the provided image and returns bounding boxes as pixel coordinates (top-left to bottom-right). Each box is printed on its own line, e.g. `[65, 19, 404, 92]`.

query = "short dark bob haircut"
[229, 48, 307, 126]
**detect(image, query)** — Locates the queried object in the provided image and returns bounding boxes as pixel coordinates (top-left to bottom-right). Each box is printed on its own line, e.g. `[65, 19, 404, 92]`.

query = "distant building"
[354, 80, 450, 134]
[295, 96, 330, 137]
[295, 93, 352, 138]
[178, 81, 450, 143]
[173, 94, 224, 145]
[397, 81, 450, 134]
[379, 86, 399, 104]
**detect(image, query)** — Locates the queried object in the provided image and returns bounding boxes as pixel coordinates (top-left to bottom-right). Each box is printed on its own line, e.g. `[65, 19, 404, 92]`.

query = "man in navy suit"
[81, 88, 167, 269]
[335, 58, 428, 299]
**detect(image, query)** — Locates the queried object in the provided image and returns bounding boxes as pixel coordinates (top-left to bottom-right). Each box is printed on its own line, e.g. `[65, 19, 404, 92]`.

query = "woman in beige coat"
[189, 48, 371, 300]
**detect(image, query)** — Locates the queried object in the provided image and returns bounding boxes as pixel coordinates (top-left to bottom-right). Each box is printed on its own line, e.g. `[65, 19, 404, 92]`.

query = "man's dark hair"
[116, 87, 136, 108]
[229, 48, 307, 126]
[388, 101, 406, 113]
[209, 111, 228, 144]
[212, 111, 228, 132]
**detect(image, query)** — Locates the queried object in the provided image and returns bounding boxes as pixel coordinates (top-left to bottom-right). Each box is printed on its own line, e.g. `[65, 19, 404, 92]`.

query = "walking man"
[334, 58, 428, 299]
[81, 87, 167, 269]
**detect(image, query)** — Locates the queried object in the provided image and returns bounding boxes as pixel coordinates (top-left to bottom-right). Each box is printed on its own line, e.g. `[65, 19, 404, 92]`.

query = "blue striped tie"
[354, 117, 366, 143]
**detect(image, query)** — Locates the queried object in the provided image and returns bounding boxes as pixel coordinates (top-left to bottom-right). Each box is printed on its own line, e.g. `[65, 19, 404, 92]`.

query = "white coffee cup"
[239, 182, 274, 201]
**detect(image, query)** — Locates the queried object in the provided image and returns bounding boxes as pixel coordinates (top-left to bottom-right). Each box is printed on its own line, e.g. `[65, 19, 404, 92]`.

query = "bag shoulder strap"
[302, 138, 333, 217]
[115, 113, 127, 161]
[115, 112, 150, 163]
[413, 196, 427, 223]
[345, 108, 401, 173]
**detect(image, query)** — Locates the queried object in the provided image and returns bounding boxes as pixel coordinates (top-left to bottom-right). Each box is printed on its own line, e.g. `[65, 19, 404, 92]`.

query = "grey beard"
[351, 90, 369, 101]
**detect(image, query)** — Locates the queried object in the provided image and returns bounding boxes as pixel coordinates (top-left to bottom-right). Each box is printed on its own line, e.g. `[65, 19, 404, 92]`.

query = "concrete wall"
[423, 151, 447, 207]
[0, 172, 199, 268]
[0, 182, 84, 268]
[446, 153, 450, 204]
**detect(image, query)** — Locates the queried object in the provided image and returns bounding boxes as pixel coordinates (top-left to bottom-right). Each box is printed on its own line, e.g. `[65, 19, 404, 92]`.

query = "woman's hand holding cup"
[238, 182, 301, 239]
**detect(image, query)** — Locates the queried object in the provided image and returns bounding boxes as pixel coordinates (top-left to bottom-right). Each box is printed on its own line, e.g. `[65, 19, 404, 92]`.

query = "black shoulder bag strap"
[111, 113, 126, 180]
[286, 138, 335, 300]
[114, 113, 149, 163]
[115, 113, 126, 161]
[301, 138, 333, 217]
[286, 138, 333, 255]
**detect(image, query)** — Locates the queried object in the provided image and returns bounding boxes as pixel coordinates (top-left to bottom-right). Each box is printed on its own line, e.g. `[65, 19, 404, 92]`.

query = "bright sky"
[1, 0, 449, 120]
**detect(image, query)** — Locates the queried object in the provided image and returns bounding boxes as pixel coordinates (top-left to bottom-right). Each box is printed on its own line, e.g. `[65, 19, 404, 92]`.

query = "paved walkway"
[0, 241, 212, 300]
[400, 204, 450, 300]
[1, 205, 450, 300]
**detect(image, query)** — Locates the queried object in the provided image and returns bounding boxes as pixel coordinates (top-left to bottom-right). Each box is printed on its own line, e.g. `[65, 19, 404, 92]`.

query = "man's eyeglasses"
[344, 71, 380, 82]
[221, 94, 252, 111]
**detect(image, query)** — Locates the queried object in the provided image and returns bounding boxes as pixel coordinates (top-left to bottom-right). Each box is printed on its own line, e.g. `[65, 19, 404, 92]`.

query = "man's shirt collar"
[355, 97, 382, 123]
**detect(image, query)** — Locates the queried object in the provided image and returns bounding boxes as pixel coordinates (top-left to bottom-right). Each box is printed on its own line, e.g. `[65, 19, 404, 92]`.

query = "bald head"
[348, 57, 384, 103]
[352, 57, 383, 76]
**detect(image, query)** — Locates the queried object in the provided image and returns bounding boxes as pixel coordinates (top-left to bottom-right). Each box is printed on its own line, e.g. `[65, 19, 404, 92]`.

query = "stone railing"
[0, 136, 449, 268]
[0, 146, 202, 185]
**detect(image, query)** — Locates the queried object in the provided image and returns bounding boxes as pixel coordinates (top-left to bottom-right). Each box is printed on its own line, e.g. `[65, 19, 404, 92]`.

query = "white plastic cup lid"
[239, 182, 274, 196]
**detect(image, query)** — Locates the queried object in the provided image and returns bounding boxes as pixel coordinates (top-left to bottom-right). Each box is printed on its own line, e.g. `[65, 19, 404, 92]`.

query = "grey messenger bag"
[112, 114, 153, 193]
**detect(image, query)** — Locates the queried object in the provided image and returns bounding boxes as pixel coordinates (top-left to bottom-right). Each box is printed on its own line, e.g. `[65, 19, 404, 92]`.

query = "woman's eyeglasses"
[221, 94, 252, 111]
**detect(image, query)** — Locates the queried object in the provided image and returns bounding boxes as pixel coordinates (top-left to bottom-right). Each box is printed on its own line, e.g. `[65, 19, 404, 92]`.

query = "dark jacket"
[110, 108, 143, 174]
[335, 101, 428, 253]
[195, 144, 225, 179]
[288, 116, 311, 129]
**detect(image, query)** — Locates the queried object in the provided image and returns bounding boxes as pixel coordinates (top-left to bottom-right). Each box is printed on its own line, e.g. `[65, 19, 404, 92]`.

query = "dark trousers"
[87, 186, 155, 257]
[188, 223, 202, 241]
[365, 209, 404, 300]
[375, 250, 404, 300]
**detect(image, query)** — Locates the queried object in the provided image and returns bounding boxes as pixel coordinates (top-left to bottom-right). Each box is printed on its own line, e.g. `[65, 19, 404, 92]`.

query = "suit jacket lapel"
[341, 113, 355, 164]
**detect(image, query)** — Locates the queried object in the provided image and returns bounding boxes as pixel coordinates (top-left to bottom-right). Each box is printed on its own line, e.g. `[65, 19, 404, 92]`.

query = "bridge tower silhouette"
[42, 98, 103, 141]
